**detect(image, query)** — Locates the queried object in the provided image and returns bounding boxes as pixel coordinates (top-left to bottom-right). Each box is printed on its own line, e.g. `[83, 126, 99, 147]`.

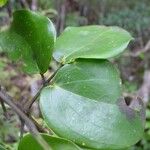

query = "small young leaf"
[18, 133, 81, 150]
[54, 26, 133, 64]
[40, 59, 144, 150]
[0, 9, 56, 74]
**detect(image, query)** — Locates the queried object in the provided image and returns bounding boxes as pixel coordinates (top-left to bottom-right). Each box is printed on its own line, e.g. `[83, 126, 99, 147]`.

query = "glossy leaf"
[0, 0, 7, 7]
[0, 9, 56, 74]
[53, 26, 133, 64]
[40, 59, 145, 150]
[18, 133, 81, 150]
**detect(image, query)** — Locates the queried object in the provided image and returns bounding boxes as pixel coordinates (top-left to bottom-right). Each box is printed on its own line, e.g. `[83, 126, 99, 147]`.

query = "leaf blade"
[0, 9, 56, 74]
[54, 26, 133, 64]
[40, 60, 144, 149]
[18, 133, 81, 150]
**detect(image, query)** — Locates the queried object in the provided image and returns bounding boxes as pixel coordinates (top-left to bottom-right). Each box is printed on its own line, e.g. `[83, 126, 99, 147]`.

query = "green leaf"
[54, 26, 133, 64]
[40, 59, 145, 150]
[0, 0, 7, 7]
[18, 133, 81, 150]
[0, 9, 56, 74]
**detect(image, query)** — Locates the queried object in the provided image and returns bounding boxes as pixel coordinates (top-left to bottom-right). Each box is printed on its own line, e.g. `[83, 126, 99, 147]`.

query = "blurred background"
[0, 0, 150, 149]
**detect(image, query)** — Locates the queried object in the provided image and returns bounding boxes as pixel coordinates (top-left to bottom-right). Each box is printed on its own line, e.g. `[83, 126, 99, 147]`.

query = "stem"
[40, 73, 46, 85]
[25, 65, 62, 113]
[0, 87, 52, 150]
[0, 99, 6, 112]
[30, 116, 49, 133]
[0, 99, 8, 118]
[19, 118, 25, 139]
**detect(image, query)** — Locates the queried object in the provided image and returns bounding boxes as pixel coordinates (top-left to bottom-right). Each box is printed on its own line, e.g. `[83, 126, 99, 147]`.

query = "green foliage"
[18, 134, 81, 150]
[101, 2, 150, 37]
[54, 26, 133, 64]
[40, 59, 144, 149]
[0, 9, 56, 74]
[0, 9, 145, 150]
[0, 0, 7, 7]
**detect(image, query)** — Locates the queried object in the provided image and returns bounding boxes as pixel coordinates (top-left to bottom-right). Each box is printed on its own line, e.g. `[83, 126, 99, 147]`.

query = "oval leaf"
[18, 133, 81, 150]
[0, 9, 56, 74]
[40, 59, 144, 150]
[53, 26, 133, 64]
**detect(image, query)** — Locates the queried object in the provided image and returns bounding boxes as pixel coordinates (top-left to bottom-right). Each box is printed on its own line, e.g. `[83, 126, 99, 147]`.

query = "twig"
[30, 116, 49, 133]
[19, 118, 25, 139]
[123, 70, 150, 107]
[137, 70, 150, 106]
[31, 116, 59, 136]
[25, 65, 62, 113]
[0, 98, 9, 119]
[30, 0, 37, 11]
[124, 40, 150, 57]
[0, 87, 52, 150]
[7, 0, 12, 18]
[56, 0, 67, 34]
[40, 73, 46, 85]
[19, 0, 29, 8]
[0, 99, 7, 114]
[46, 67, 60, 83]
